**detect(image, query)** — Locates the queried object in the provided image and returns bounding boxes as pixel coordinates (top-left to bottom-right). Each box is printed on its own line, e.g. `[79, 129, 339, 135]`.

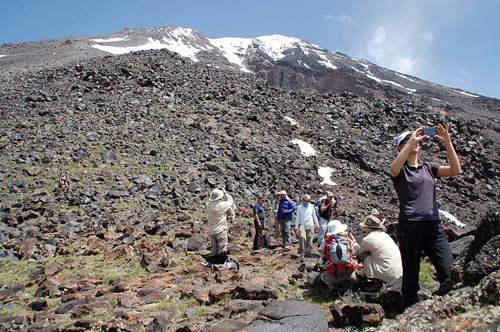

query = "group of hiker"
[204, 125, 461, 309]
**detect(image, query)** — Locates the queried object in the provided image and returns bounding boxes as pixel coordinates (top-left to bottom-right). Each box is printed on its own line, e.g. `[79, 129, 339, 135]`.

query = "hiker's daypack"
[323, 234, 356, 274]
[203, 252, 228, 265]
[201, 252, 239, 270]
[314, 199, 322, 218]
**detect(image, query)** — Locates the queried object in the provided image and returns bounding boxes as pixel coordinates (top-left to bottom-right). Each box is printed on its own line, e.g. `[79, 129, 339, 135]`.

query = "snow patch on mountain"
[439, 209, 466, 228]
[209, 37, 253, 73]
[318, 167, 337, 186]
[92, 38, 170, 56]
[317, 53, 337, 70]
[284, 116, 298, 126]
[290, 139, 316, 156]
[366, 73, 417, 93]
[395, 72, 421, 84]
[91, 36, 129, 43]
[451, 89, 479, 98]
[253, 35, 303, 61]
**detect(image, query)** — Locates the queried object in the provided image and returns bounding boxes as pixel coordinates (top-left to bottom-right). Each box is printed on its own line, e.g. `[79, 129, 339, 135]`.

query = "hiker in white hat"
[206, 187, 235, 255]
[390, 124, 461, 308]
[319, 219, 359, 292]
[275, 190, 296, 248]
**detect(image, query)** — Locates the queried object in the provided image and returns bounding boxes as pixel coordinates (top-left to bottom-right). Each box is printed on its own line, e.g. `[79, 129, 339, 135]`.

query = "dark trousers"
[253, 219, 265, 249]
[397, 220, 452, 308]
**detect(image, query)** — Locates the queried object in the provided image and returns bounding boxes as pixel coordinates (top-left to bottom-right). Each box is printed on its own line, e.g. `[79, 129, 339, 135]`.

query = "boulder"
[247, 300, 328, 332]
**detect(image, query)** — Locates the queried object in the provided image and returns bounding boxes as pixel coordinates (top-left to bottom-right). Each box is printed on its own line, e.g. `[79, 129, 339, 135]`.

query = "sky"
[1, 0, 499, 99]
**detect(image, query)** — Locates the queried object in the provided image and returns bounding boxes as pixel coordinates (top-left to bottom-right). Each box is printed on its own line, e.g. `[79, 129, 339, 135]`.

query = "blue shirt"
[392, 161, 441, 221]
[253, 202, 265, 220]
[277, 198, 296, 220]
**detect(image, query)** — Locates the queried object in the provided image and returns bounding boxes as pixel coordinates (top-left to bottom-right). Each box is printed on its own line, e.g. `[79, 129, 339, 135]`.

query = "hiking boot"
[432, 278, 453, 296]
[361, 279, 383, 293]
[305, 252, 320, 258]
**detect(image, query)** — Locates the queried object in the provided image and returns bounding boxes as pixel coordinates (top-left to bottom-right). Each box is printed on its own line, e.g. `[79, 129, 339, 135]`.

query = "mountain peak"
[1, 26, 498, 117]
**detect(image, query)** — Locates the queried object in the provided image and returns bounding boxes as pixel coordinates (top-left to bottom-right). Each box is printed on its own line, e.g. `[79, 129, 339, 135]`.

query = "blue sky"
[1, 0, 499, 99]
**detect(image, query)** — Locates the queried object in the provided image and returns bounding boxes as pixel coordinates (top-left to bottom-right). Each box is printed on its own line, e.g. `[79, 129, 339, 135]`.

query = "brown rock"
[71, 300, 108, 318]
[43, 262, 61, 276]
[330, 303, 385, 328]
[117, 292, 139, 308]
[19, 238, 37, 260]
[106, 244, 134, 260]
[137, 287, 168, 304]
[85, 238, 108, 255]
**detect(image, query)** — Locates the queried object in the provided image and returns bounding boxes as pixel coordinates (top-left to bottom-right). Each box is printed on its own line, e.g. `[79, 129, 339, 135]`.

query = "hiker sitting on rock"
[205, 187, 234, 256]
[319, 220, 359, 292]
[352, 214, 402, 292]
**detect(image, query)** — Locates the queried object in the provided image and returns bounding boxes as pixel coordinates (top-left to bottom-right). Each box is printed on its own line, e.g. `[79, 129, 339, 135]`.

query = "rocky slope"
[2, 27, 500, 120]
[0, 48, 498, 331]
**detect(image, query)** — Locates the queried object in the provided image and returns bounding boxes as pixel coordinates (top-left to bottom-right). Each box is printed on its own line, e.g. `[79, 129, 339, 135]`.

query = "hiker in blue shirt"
[253, 195, 267, 250]
[276, 190, 296, 247]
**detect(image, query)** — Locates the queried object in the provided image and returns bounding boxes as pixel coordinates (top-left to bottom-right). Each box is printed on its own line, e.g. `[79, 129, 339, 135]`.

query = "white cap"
[395, 131, 413, 146]
[325, 219, 348, 235]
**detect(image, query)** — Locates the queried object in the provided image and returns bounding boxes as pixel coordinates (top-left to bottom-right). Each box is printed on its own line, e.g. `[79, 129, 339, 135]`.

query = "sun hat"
[359, 215, 384, 229]
[370, 208, 380, 215]
[325, 219, 348, 235]
[326, 191, 334, 197]
[395, 131, 413, 146]
[209, 188, 224, 202]
[302, 194, 311, 202]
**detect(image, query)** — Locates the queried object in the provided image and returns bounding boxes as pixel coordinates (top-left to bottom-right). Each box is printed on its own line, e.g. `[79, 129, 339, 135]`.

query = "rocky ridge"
[0, 48, 498, 331]
[2, 26, 500, 119]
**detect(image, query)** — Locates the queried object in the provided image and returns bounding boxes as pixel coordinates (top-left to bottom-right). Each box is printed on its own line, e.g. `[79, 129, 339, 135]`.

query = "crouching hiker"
[352, 214, 402, 292]
[319, 220, 359, 294]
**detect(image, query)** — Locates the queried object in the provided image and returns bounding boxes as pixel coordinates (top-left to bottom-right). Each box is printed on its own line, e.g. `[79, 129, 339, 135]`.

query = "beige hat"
[209, 188, 224, 202]
[302, 194, 311, 202]
[325, 220, 348, 235]
[360, 215, 384, 229]
[370, 208, 380, 215]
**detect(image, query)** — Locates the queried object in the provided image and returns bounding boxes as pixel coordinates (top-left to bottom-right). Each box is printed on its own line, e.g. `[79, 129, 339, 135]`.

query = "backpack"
[314, 199, 322, 218]
[203, 252, 228, 265]
[324, 234, 356, 275]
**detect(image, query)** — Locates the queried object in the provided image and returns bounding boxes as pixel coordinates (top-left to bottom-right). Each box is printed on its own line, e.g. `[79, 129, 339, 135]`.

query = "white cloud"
[372, 26, 386, 45]
[393, 56, 417, 74]
[366, 26, 387, 62]
[363, 24, 421, 75]
[485, 40, 500, 47]
[455, 69, 473, 83]
[324, 14, 357, 25]
[419, 32, 434, 44]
